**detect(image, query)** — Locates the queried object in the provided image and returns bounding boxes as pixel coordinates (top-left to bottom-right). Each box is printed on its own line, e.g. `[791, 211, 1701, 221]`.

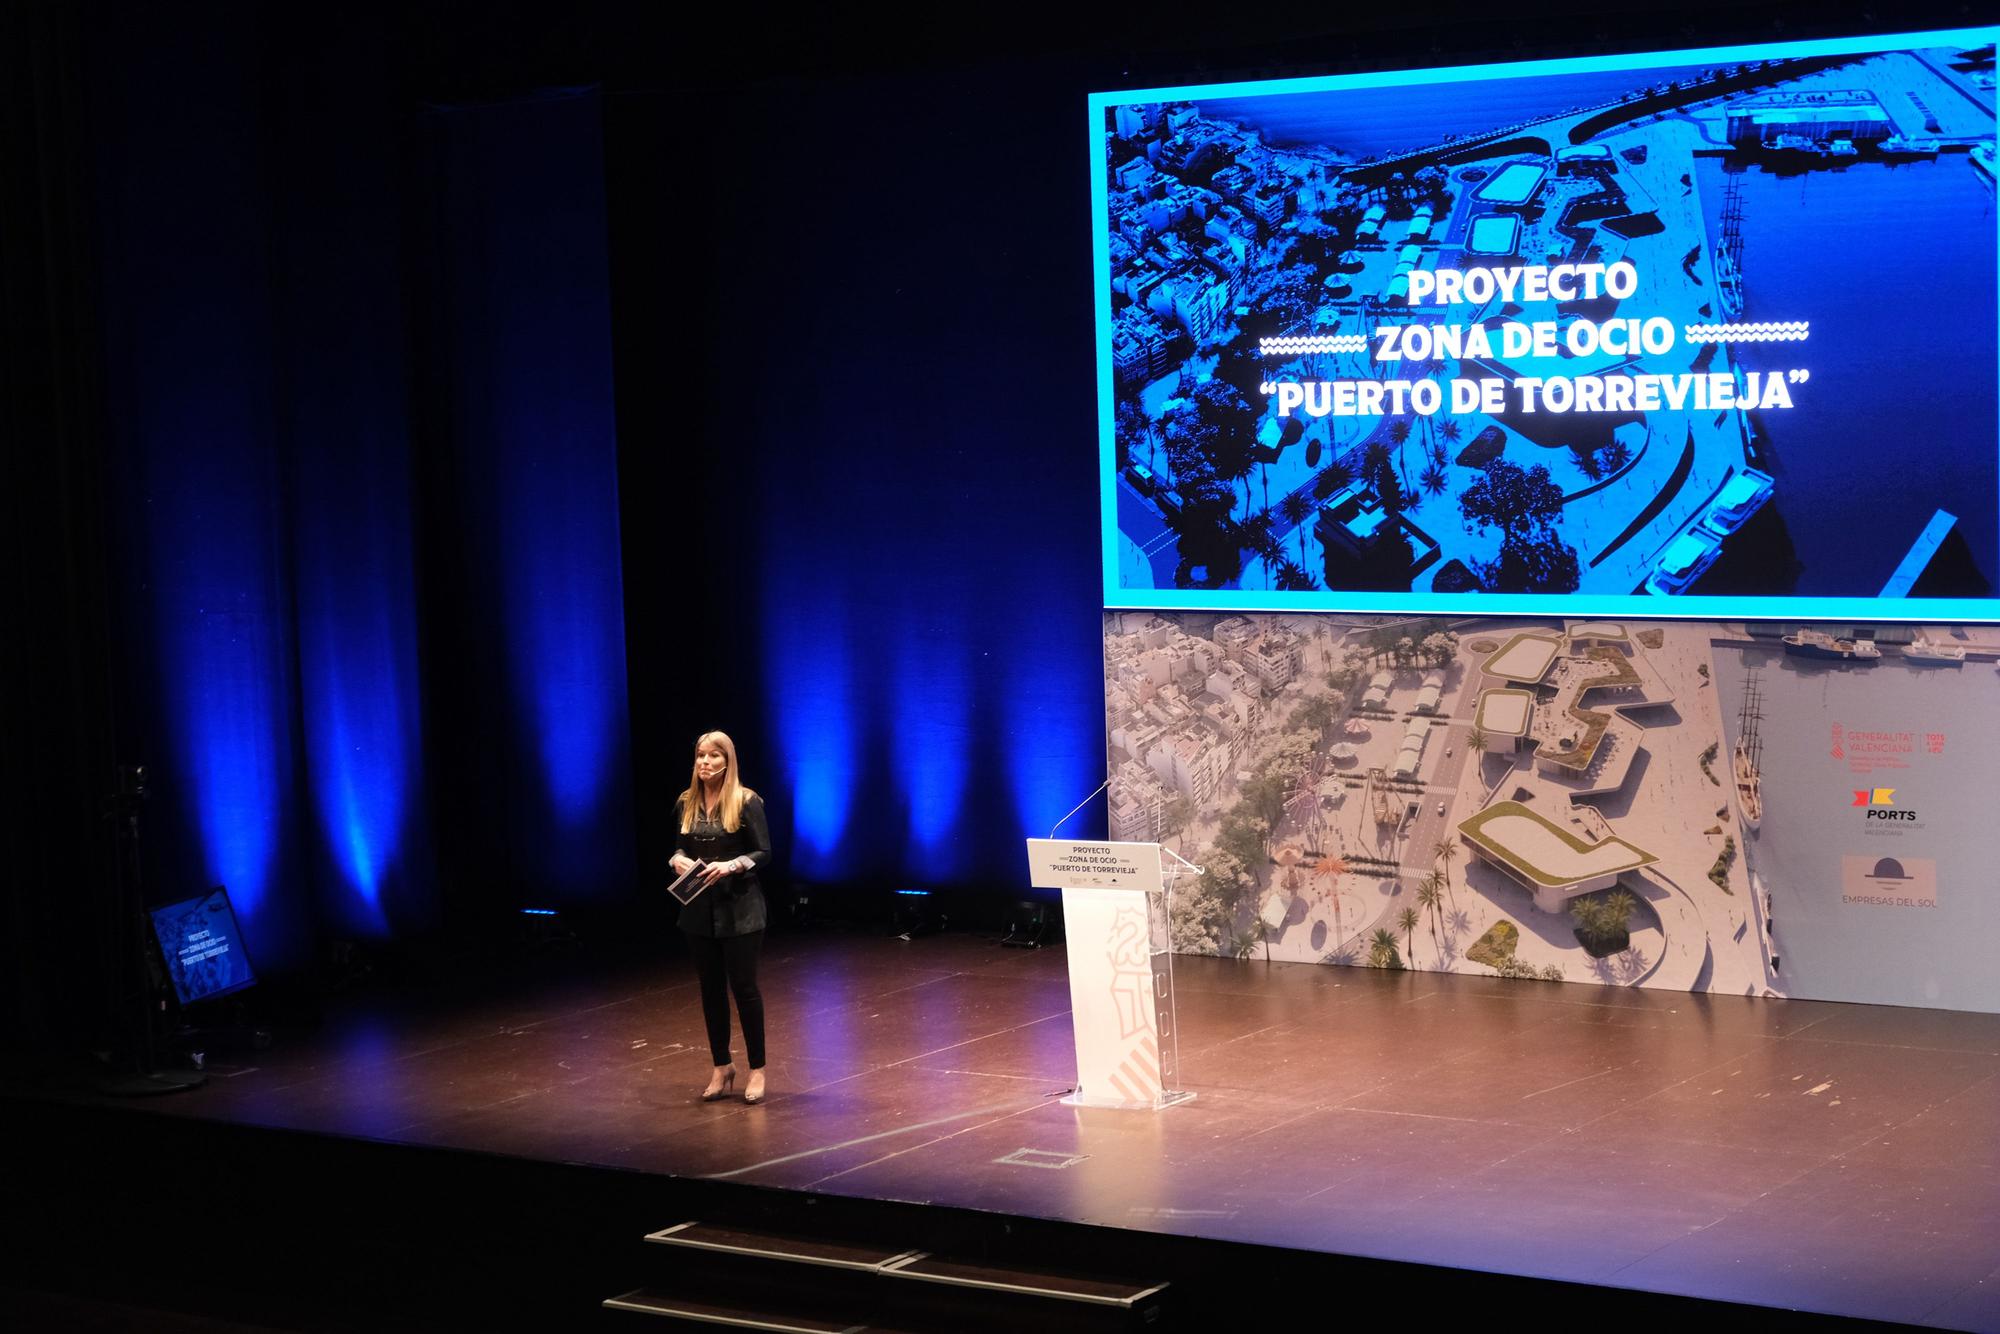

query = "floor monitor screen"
[150, 887, 257, 1006]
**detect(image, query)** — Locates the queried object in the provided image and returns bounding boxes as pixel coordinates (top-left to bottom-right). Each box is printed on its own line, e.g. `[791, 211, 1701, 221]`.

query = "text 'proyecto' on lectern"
[1026, 839, 1197, 1111]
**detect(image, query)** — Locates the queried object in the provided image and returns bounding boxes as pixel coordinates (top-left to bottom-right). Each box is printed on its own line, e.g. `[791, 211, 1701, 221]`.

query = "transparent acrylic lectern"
[1024, 838, 1199, 1111]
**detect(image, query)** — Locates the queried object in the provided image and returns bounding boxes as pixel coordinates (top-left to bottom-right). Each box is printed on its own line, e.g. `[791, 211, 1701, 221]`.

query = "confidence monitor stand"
[1025, 837, 1198, 1111]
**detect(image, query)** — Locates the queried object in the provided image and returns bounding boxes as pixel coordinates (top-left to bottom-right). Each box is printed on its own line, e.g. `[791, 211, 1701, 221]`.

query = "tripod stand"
[96, 764, 204, 1095]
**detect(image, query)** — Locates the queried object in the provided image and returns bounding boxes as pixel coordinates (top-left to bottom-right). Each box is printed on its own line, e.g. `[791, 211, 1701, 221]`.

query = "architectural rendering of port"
[1101, 609, 1824, 991]
[1436, 621, 1768, 990]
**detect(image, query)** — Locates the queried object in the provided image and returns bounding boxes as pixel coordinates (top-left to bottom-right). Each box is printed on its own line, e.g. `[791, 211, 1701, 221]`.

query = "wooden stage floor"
[117, 930, 2000, 1329]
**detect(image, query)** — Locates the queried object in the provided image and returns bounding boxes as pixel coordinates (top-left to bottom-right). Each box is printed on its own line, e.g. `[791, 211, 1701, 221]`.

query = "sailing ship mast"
[1733, 668, 1764, 828]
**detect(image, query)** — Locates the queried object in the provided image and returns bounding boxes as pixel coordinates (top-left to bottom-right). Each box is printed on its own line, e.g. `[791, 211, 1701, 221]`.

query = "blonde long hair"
[681, 730, 754, 833]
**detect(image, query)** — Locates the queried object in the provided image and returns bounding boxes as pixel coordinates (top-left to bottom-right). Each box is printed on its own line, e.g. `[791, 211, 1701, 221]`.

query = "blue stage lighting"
[891, 610, 971, 875]
[764, 598, 858, 876]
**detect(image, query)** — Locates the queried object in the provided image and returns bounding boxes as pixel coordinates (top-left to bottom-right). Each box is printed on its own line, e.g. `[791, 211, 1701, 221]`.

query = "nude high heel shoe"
[701, 1066, 736, 1101]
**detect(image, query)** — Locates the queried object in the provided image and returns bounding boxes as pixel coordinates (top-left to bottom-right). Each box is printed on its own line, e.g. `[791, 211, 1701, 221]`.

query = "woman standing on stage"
[670, 731, 773, 1105]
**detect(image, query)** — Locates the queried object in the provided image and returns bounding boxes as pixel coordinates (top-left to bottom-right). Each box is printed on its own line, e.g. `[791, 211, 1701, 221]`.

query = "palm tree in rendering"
[1313, 852, 1349, 945]
[1369, 927, 1403, 969]
[1438, 416, 1463, 463]
[1416, 874, 1446, 966]
[1387, 418, 1415, 491]
[1232, 919, 1271, 962]
[1274, 560, 1318, 591]
[1604, 886, 1640, 945]
[1431, 838, 1461, 914]
[1280, 490, 1314, 568]
[1569, 896, 1610, 953]
[1245, 509, 1283, 588]
[1314, 458, 1355, 502]
[1398, 906, 1421, 974]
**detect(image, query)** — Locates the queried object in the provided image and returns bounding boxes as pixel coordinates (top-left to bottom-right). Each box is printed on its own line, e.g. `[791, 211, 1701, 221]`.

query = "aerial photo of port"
[1105, 612, 2000, 1009]
[1102, 41, 1998, 601]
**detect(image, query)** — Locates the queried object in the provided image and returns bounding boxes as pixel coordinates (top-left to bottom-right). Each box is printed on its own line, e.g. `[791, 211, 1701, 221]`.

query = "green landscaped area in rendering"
[1458, 800, 1658, 889]
[1538, 712, 1611, 773]
[1535, 646, 1645, 774]
[1708, 834, 1737, 894]
[1572, 644, 1643, 690]
[1465, 920, 1520, 968]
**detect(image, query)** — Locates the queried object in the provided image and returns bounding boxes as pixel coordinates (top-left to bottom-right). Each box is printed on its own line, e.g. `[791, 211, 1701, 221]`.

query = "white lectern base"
[1061, 1088, 1197, 1111]
[1025, 839, 1197, 1115]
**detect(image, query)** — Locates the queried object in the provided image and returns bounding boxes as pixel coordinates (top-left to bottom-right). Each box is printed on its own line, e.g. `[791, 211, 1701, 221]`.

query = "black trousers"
[686, 930, 765, 1069]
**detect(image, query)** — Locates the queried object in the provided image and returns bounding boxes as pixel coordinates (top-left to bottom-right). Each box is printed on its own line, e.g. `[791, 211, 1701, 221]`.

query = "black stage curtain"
[0, 0, 125, 1052]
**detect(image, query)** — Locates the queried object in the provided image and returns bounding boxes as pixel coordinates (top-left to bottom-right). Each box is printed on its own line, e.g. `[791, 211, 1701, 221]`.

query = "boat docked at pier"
[1903, 634, 1967, 666]
[1733, 669, 1764, 831]
[1876, 135, 1942, 159]
[1782, 629, 1879, 661]
[1756, 132, 1860, 164]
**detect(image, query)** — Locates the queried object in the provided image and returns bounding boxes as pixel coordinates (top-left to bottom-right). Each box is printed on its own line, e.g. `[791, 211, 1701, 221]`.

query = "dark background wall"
[80, 7, 642, 986]
[604, 67, 1111, 894]
[6, 0, 1992, 1050]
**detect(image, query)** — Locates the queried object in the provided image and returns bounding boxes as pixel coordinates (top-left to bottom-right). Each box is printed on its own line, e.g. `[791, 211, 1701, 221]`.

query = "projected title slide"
[177, 928, 232, 969]
[1267, 259, 1807, 421]
[1091, 31, 2000, 617]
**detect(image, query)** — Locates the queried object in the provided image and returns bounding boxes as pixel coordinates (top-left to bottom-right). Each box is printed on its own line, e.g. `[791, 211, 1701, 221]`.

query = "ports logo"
[1853, 788, 1916, 821]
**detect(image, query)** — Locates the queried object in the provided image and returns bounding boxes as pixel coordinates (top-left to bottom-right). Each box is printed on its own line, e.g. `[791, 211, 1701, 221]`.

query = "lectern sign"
[1025, 839, 1163, 891]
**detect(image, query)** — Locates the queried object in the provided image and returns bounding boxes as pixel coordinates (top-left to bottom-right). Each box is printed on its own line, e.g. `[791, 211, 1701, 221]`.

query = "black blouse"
[673, 791, 772, 938]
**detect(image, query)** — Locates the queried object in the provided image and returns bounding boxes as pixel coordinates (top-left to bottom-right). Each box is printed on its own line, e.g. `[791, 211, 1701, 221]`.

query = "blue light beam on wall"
[93, 7, 312, 968]
[765, 592, 859, 877]
[280, 47, 433, 939]
[505, 512, 631, 830]
[890, 604, 973, 876]
[294, 565, 416, 933]
[171, 599, 289, 926]
[427, 89, 638, 898]
[482, 109, 634, 861]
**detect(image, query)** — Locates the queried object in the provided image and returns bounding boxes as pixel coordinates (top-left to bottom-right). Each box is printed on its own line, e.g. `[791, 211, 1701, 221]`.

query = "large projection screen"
[1092, 29, 2000, 619]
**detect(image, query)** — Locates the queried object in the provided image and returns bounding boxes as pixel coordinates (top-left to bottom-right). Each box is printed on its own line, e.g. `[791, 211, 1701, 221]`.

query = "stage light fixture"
[97, 760, 206, 1095]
